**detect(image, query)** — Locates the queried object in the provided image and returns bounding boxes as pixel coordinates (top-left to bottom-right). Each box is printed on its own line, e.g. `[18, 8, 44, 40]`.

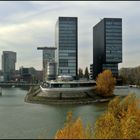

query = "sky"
[0, 1, 140, 71]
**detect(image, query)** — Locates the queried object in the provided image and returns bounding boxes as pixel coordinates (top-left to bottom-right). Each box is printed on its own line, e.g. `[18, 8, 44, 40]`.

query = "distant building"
[89, 64, 93, 80]
[47, 62, 57, 80]
[19, 67, 37, 83]
[2, 51, 16, 81]
[37, 47, 57, 80]
[93, 18, 122, 79]
[36, 70, 43, 82]
[55, 17, 78, 79]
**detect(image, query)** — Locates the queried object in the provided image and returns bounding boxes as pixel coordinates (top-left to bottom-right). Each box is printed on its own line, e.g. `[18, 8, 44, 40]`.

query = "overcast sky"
[0, 1, 140, 70]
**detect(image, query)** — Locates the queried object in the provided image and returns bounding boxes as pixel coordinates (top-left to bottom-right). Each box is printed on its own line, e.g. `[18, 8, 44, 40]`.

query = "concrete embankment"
[24, 86, 114, 105]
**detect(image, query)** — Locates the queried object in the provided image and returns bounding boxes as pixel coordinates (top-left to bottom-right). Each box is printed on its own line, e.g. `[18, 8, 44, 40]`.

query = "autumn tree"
[54, 94, 140, 139]
[94, 94, 140, 139]
[55, 111, 94, 139]
[119, 66, 140, 85]
[96, 70, 116, 97]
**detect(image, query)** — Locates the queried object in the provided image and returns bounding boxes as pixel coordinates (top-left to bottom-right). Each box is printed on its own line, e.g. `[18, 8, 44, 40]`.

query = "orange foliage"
[119, 94, 140, 139]
[94, 112, 119, 139]
[94, 94, 140, 139]
[96, 70, 116, 97]
[55, 94, 140, 139]
[55, 111, 86, 139]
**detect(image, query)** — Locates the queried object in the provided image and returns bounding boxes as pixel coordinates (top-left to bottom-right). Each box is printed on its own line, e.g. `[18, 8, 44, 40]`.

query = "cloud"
[0, 17, 55, 70]
[0, 1, 140, 71]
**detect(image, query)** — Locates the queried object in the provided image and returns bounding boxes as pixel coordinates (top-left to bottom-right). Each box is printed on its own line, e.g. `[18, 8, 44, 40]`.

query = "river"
[0, 87, 139, 139]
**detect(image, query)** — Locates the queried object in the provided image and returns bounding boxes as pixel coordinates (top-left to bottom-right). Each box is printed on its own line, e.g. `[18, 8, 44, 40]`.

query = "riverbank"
[24, 86, 116, 105]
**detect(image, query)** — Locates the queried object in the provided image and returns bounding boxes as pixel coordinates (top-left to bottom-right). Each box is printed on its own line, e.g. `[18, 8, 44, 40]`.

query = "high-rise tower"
[2, 51, 16, 81]
[37, 47, 57, 80]
[93, 18, 122, 79]
[55, 17, 78, 79]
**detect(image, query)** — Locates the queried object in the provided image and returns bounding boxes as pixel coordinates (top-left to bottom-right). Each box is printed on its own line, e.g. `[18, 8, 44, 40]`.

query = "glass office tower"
[93, 18, 122, 79]
[2, 51, 16, 81]
[37, 47, 57, 80]
[55, 17, 78, 79]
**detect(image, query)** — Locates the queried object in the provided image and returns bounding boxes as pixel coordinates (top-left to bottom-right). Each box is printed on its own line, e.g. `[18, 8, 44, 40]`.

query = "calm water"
[0, 87, 140, 139]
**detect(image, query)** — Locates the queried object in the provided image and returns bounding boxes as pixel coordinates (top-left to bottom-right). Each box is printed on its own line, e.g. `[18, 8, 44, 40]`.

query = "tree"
[94, 111, 119, 139]
[84, 67, 89, 80]
[119, 66, 140, 85]
[55, 111, 87, 139]
[78, 68, 84, 78]
[94, 94, 140, 139]
[54, 94, 140, 139]
[96, 70, 116, 97]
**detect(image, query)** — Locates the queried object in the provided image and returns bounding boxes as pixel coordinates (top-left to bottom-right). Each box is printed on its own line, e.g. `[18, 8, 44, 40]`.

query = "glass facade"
[93, 18, 122, 79]
[43, 49, 55, 70]
[105, 19, 122, 63]
[37, 47, 56, 80]
[55, 17, 78, 77]
[102, 63, 118, 76]
[2, 51, 16, 81]
[104, 18, 122, 76]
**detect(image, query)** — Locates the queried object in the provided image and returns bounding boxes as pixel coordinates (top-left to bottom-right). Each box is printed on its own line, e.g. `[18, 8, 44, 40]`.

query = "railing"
[0, 82, 40, 86]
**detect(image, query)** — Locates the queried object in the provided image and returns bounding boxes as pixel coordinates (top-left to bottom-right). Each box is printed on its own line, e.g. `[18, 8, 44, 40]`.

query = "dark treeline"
[78, 67, 89, 80]
[119, 66, 140, 85]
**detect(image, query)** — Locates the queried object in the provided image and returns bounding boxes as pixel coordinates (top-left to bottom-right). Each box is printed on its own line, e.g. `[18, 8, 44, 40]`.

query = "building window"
[68, 52, 76, 57]
[59, 59, 68, 67]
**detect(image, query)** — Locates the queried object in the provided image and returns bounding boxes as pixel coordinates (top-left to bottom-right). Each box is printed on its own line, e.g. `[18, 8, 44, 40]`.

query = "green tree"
[78, 68, 84, 78]
[84, 67, 89, 80]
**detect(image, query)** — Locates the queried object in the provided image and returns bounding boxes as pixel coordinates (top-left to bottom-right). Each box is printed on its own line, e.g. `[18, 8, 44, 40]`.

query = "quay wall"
[24, 86, 114, 105]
